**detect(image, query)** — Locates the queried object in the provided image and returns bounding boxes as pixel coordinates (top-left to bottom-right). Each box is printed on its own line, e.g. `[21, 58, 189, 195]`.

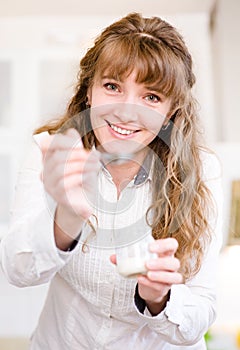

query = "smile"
[106, 121, 139, 135]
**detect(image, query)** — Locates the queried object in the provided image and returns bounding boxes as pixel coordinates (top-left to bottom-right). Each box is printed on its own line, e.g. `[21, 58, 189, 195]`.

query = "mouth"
[105, 120, 140, 136]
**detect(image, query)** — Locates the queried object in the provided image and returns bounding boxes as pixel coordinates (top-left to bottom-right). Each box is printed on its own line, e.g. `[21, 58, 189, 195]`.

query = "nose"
[113, 102, 141, 124]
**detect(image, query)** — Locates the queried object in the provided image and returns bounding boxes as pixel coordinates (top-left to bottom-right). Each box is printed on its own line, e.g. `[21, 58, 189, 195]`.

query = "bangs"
[94, 34, 187, 101]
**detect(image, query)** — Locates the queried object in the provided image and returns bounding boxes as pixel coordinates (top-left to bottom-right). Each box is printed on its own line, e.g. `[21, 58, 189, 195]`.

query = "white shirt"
[0, 133, 223, 350]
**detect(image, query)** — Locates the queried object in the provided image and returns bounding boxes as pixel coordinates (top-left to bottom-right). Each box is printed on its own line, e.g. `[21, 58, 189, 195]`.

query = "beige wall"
[212, 0, 240, 142]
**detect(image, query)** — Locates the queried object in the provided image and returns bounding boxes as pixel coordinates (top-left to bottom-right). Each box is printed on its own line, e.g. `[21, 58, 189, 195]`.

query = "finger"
[65, 128, 82, 142]
[110, 254, 117, 265]
[149, 238, 179, 256]
[51, 169, 98, 195]
[44, 150, 87, 172]
[45, 148, 100, 169]
[138, 275, 170, 293]
[41, 129, 83, 155]
[64, 161, 100, 178]
[61, 128, 83, 151]
[46, 156, 99, 182]
[43, 172, 83, 195]
[146, 270, 183, 285]
[145, 256, 180, 272]
[43, 149, 95, 179]
[54, 173, 89, 192]
[66, 148, 101, 166]
[59, 150, 101, 179]
[39, 133, 55, 155]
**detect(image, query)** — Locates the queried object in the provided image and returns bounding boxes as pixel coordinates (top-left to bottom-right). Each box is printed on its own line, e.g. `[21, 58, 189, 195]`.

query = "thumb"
[36, 132, 55, 156]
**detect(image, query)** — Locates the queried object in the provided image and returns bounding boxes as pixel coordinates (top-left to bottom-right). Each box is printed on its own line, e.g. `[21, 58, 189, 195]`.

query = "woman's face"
[88, 70, 172, 155]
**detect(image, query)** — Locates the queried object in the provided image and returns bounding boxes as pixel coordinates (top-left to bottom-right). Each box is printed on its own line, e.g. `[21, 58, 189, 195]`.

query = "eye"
[104, 83, 119, 92]
[145, 94, 160, 103]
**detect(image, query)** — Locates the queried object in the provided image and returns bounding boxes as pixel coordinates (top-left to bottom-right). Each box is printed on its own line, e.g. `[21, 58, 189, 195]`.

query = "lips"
[106, 120, 140, 136]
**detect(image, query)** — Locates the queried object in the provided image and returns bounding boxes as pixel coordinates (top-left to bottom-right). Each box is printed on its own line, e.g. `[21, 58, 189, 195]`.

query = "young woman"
[1, 13, 222, 349]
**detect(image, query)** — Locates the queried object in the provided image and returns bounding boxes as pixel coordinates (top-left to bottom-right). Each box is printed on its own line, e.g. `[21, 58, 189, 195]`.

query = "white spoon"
[99, 152, 135, 165]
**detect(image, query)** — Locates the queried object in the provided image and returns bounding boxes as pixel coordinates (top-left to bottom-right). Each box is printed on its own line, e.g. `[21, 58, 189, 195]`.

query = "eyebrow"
[101, 75, 123, 82]
[144, 84, 166, 96]
[100, 75, 167, 98]
[144, 84, 162, 92]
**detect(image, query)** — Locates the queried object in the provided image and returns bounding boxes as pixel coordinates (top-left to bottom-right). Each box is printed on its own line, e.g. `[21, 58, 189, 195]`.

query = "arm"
[0, 134, 66, 287]
[0, 130, 99, 287]
[134, 153, 223, 345]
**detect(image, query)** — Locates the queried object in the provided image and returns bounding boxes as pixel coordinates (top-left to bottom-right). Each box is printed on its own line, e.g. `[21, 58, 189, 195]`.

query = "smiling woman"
[0, 12, 222, 350]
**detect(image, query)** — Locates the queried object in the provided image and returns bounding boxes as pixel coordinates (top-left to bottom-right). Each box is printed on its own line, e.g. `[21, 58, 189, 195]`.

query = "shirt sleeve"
[134, 151, 223, 346]
[0, 132, 78, 287]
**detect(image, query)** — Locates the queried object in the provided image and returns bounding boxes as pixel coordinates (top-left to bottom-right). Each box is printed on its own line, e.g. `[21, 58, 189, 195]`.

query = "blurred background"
[0, 0, 240, 349]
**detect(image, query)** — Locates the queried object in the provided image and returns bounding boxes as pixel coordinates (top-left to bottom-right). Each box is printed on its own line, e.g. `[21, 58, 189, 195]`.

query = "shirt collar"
[134, 151, 152, 185]
[101, 150, 153, 186]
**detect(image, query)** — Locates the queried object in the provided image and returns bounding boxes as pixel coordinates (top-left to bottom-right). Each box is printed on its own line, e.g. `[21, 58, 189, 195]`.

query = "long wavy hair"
[35, 13, 213, 281]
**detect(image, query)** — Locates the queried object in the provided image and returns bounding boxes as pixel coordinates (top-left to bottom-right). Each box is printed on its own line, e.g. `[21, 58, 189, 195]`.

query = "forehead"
[93, 35, 187, 100]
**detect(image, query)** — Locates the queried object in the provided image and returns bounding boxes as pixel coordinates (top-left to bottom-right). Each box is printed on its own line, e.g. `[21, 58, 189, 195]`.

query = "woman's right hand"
[40, 128, 100, 224]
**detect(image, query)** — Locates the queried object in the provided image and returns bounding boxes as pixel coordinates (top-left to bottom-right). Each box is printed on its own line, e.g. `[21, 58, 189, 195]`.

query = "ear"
[87, 88, 92, 105]
[164, 106, 179, 125]
[162, 114, 172, 127]
[162, 111, 175, 127]
[161, 99, 177, 126]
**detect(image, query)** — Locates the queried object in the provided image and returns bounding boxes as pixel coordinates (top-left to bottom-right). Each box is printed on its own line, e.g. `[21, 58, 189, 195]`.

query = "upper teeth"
[109, 123, 135, 135]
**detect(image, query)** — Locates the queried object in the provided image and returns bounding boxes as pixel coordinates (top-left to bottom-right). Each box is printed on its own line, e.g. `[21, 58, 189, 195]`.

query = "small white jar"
[115, 233, 157, 278]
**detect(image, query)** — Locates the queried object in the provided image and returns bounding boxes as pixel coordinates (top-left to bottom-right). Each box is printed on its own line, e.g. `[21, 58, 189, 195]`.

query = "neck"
[106, 149, 147, 195]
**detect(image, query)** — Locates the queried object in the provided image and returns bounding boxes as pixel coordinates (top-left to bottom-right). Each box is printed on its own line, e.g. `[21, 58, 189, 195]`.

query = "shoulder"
[199, 149, 223, 221]
[199, 149, 222, 182]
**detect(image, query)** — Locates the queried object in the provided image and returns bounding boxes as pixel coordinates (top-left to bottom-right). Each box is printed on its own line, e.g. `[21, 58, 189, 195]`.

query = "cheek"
[90, 110, 109, 143]
[141, 112, 165, 135]
[89, 87, 107, 107]
[90, 120, 106, 141]
[89, 107, 106, 129]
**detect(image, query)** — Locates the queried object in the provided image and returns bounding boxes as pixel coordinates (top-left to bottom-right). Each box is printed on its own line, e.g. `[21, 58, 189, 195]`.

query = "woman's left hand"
[110, 237, 182, 315]
[137, 237, 183, 314]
